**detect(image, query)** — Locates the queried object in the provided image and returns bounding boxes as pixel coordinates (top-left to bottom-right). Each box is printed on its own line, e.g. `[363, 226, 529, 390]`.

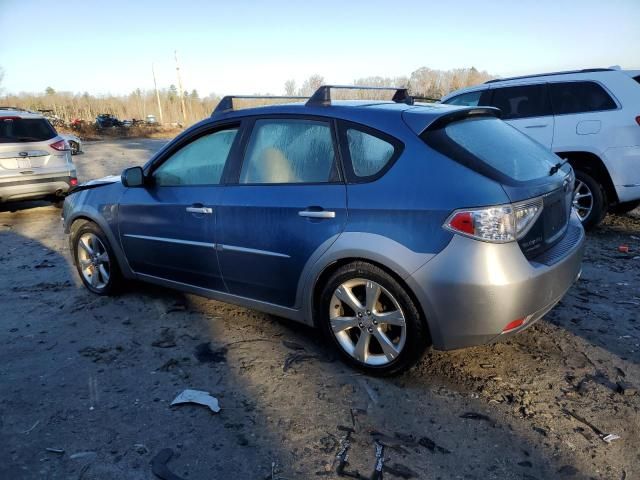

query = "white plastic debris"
[171, 389, 220, 413]
[602, 433, 621, 444]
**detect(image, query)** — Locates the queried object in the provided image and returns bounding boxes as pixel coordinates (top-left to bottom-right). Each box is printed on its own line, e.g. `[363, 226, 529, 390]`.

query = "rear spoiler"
[423, 107, 501, 132]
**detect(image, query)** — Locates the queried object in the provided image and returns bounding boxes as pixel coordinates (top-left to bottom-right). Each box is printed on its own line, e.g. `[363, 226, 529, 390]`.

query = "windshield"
[423, 116, 562, 182]
[0, 117, 57, 143]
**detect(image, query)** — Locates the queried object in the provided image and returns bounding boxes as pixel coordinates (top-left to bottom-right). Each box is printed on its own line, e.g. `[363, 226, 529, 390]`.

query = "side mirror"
[121, 166, 144, 187]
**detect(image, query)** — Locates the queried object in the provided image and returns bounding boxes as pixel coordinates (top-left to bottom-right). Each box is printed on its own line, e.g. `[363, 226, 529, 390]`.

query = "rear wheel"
[71, 221, 121, 295]
[319, 261, 429, 376]
[573, 170, 607, 230]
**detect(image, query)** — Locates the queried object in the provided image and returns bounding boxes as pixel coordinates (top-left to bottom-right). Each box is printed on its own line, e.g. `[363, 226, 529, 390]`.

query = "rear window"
[489, 84, 552, 119]
[549, 81, 617, 114]
[422, 117, 561, 182]
[0, 118, 57, 143]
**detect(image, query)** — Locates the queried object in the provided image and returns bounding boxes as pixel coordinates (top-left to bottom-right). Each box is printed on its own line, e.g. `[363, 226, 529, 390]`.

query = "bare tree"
[298, 74, 324, 96]
[284, 79, 296, 96]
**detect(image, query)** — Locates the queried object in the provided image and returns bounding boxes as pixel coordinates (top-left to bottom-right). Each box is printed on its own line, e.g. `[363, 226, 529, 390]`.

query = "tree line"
[1, 66, 492, 127]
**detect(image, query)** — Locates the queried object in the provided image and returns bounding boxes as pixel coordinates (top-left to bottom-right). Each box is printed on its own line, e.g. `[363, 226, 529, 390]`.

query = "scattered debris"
[194, 342, 227, 363]
[69, 451, 97, 460]
[45, 447, 65, 454]
[282, 340, 305, 350]
[480, 363, 495, 369]
[459, 412, 495, 426]
[616, 380, 637, 396]
[20, 419, 40, 434]
[152, 328, 177, 348]
[151, 448, 186, 480]
[562, 409, 620, 444]
[171, 389, 220, 413]
[166, 301, 187, 313]
[370, 441, 385, 480]
[34, 259, 55, 269]
[283, 352, 317, 372]
[418, 436, 451, 454]
[134, 443, 150, 455]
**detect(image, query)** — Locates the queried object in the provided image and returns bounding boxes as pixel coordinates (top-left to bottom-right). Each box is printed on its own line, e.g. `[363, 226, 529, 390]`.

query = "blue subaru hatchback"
[63, 86, 584, 375]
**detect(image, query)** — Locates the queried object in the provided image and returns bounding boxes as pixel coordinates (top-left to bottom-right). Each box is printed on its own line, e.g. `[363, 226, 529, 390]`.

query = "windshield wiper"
[549, 158, 570, 176]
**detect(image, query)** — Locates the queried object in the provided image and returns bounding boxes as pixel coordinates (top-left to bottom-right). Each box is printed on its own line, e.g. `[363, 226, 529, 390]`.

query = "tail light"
[50, 139, 69, 151]
[70, 178, 78, 187]
[445, 197, 543, 243]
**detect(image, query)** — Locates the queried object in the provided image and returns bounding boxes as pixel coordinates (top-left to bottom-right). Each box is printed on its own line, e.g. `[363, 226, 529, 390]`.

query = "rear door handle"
[186, 206, 213, 214]
[298, 210, 335, 219]
[524, 124, 548, 128]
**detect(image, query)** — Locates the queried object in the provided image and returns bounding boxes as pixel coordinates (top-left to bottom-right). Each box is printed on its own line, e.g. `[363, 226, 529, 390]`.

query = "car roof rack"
[306, 85, 413, 106]
[211, 95, 308, 116]
[485, 68, 614, 84]
[0, 106, 29, 111]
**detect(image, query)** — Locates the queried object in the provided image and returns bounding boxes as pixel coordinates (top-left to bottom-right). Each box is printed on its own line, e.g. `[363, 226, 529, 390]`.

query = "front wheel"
[318, 261, 429, 376]
[573, 170, 607, 230]
[71, 221, 121, 295]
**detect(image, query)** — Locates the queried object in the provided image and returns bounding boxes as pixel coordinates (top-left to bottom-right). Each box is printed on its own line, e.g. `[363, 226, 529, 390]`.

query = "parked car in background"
[441, 68, 640, 228]
[95, 114, 122, 129]
[0, 107, 77, 204]
[60, 133, 82, 155]
[62, 86, 584, 375]
[145, 114, 158, 125]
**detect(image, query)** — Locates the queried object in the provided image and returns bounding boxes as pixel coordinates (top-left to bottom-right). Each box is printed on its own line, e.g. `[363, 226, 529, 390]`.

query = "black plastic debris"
[194, 342, 227, 363]
[151, 448, 186, 480]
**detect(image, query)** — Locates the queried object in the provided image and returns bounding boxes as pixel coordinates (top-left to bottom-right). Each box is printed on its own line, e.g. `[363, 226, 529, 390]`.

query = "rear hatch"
[419, 111, 573, 258]
[0, 116, 69, 179]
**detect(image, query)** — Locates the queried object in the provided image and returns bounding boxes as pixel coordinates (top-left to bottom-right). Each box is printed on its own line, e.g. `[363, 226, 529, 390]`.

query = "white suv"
[0, 108, 78, 204]
[441, 68, 640, 228]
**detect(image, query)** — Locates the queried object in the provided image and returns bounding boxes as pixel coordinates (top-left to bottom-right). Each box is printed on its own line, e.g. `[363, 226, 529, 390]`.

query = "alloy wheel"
[573, 179, 593, 221]
[77, 232, 111, 290]
[329, 278, 407, 366]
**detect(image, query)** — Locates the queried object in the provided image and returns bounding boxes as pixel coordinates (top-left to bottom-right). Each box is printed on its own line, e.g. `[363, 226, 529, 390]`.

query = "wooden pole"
[152, 63, 164, 124]
[174, 50, 187, 125]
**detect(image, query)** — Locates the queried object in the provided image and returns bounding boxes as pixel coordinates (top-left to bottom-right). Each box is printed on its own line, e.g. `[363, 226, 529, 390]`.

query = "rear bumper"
[407, 212, 585, 350]
[0, 170, 77, 202]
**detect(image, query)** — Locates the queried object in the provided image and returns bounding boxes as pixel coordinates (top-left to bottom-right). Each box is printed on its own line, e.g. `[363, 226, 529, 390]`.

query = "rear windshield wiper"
[549, 158, 570, 176]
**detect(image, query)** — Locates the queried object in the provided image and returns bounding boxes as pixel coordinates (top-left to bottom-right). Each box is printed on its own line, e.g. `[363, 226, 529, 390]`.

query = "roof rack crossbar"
[485, 68, 613, 84]
[306, 85, 414, 106]
[211, 95, 308, 116]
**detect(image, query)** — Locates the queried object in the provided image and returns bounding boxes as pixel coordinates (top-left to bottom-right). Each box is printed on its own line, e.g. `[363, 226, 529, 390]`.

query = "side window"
[445, 90, 483, 106]
[239, 119, 337, 184]
[490, 84, 551, 119]
[154, 128, 238, 186]
[346, 129, 395, 177]
[549, 81, 617, 115]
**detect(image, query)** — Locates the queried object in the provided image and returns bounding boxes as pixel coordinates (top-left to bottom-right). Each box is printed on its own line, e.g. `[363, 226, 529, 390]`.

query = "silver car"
[0, 108, 77, 204]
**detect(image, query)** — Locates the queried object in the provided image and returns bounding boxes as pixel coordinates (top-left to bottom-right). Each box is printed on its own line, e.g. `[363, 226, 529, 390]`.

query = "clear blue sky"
[1, 0, 638, 96]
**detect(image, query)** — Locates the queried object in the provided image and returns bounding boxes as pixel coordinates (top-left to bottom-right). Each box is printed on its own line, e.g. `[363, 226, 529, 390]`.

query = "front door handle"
[186, 206, 213, 214]
[298, 210, 335, 219]
[524, 124, 548, 129]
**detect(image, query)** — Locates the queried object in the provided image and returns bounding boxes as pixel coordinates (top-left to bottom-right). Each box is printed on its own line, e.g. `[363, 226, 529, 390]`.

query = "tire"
[318, 261, 430, 376]
[71, 221, 122, 295]
[573, 170, 607, 230]
[610, 200, 640, 215]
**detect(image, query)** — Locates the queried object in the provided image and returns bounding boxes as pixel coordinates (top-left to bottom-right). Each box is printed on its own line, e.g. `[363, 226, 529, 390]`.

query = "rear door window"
[549, 81, 617, 114]
[489, 84, 552, 119]
[422, 116, 561, 182]
[239, 119, 338, 184]
[0, 118, 57, 143]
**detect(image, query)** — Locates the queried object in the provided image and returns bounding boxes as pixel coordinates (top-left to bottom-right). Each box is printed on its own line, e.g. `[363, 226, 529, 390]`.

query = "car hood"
[69, 175, 120, 194]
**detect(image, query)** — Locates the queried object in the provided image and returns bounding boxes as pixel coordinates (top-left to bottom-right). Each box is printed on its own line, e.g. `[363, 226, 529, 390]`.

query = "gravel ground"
[1, 139, 639, 480]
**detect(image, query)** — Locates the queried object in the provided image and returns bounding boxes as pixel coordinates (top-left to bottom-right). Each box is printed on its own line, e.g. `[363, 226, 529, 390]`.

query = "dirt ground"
[1, 139, 639, 480]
